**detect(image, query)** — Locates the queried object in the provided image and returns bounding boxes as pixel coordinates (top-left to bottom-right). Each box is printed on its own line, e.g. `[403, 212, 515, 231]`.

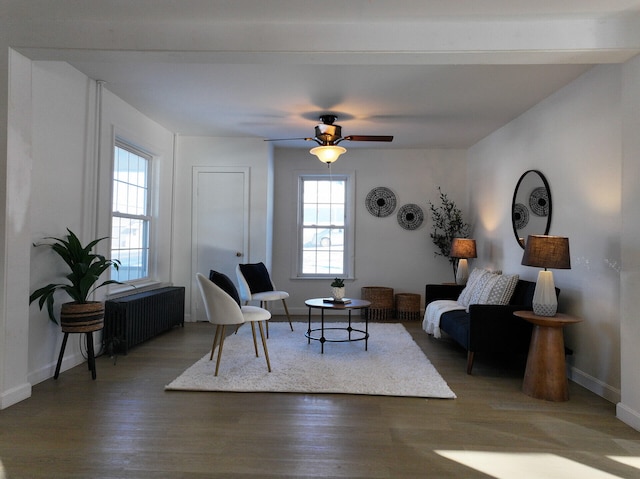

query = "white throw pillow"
[457, 268, 490, 307]
[466, 271, 497, 311]
[460, 272, 520, 312]
[486, 274, 519, 305]
[477, 273, 500, 304]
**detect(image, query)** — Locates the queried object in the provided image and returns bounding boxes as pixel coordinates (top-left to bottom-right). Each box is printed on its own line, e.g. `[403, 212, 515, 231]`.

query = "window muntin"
[111, 142, 151, 282]
[299, 175, 351, 277]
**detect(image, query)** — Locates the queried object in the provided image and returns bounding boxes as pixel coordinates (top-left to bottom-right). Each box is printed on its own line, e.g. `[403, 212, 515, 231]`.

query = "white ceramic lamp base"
[455, 259, 469, 285]
[532, 270, 558, 316]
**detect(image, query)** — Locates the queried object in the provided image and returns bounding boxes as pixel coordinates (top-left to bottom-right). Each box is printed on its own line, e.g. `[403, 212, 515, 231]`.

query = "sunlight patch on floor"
[608, 456, 640, 470]
[435, 451, 623, 479]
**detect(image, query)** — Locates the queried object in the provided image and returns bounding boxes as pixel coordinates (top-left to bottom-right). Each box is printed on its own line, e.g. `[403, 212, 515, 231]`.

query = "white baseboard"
[568, 365, 620, 404]
[616, 402, 640, 432]
[0, 381, 32, 409]
[28, 349, 88, 386]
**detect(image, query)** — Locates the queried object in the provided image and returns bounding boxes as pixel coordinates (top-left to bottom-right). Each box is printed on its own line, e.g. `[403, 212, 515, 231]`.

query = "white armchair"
[236, 262, 293, 333]
[196, 272, 271, 376]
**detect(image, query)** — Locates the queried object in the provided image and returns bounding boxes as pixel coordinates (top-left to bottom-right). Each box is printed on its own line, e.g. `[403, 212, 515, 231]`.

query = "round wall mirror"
[511, 170, 552, 248]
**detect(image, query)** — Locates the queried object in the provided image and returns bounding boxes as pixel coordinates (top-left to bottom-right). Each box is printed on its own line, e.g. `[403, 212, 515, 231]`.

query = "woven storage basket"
[360, 286, 394, 320]
[395, 293, 421, 320]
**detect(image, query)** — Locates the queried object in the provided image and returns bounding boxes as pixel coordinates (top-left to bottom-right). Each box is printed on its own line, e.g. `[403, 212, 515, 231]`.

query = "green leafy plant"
[429, 187, 470, 278]
[330, 278, 345, 288]
[29, 228, 123, 324]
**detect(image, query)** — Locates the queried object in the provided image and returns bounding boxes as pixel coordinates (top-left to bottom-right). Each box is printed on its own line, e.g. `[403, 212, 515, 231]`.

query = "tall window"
[111, 141, 151, 282]
[298, 173, 353, 278]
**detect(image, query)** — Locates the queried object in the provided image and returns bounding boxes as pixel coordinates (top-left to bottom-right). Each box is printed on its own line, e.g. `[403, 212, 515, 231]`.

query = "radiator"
[104, 286, 185, 354]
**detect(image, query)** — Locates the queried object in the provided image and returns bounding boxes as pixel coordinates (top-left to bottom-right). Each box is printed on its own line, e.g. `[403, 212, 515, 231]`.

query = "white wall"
[272, 148, 468, 314]
[27, 61, 175, 386]
[619, 55, 640, 431]
[1, 49, 33, 408]
[172, 136, 273, 322]
[468, 64, 623, 403]
[29, 61, 97, 383]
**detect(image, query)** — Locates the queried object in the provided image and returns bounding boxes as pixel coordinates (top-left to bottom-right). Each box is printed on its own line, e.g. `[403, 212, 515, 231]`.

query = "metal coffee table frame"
[305, 298, 371, 353]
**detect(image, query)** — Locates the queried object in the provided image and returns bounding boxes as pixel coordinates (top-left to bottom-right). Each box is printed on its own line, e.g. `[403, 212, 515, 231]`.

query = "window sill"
[290, 276, 356, 281]
[107, 280, 172, 300]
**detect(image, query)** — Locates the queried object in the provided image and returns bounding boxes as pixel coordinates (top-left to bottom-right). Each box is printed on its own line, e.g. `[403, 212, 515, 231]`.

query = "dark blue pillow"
[239, 262, 274, 294]
[209, 270, 241, 306]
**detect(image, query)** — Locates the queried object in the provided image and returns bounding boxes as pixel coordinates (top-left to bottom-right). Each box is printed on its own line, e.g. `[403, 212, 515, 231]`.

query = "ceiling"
[71, 62, 594, 149]
[14, 0, 640, 149]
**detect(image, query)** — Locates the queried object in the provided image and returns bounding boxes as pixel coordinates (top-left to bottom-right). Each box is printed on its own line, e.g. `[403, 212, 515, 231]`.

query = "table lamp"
[521, 235, 571, 316]
[451, 238, 477, 285]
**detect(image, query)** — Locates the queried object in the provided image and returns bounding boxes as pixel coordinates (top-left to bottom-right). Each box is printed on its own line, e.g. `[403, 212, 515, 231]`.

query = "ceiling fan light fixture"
[310, 145, 346, 165]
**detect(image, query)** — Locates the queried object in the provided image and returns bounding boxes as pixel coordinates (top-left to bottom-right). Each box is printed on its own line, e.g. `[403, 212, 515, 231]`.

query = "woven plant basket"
[360, 286, 394, 320]
[395, 293, 421, 320]
[60, 301, 105, 333]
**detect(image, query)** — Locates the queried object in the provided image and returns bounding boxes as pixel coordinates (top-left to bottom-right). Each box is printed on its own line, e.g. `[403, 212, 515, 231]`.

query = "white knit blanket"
[422, 300, 466, 338]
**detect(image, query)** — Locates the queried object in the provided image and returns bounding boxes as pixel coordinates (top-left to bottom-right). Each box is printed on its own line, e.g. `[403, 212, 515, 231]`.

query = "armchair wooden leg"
[258, 321, 272, 372]
[282, 299, 293, 331]
[214, 325, 227, 376]
[210, 325, 223, 360]
[466, 351, 475, 375]
[250, 321, 259, 357]
[260, 301, 270, 338]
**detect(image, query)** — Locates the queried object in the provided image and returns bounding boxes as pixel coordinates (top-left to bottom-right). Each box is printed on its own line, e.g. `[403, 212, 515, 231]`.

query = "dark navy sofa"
[425, 279, 544, 374]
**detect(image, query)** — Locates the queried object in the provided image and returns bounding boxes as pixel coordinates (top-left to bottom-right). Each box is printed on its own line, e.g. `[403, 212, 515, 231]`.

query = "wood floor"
[1, 317, 639, 478]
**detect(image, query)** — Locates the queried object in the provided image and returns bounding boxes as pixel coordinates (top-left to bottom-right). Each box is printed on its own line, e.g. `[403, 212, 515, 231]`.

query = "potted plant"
[29, 228, 123, 333]
[428, 187, 471, 280]
[330, 278, 345, 300]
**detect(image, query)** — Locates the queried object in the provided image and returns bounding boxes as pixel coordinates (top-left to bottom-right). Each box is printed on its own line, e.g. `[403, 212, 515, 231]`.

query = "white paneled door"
[192, 167, 249, 321]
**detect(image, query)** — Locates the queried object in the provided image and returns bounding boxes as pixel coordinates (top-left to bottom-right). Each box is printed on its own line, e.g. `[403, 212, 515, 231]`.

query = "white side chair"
[236, 263, 293, 334]
[196, 272, 271, 376]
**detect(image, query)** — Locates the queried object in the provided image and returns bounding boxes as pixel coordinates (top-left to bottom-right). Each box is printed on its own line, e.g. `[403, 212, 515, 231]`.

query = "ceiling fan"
[266, 114, 393, 165]
[267, 114, 394, 146]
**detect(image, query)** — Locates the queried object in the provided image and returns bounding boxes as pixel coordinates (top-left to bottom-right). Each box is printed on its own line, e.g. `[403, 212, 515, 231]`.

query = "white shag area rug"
[165, 322, 456, 398]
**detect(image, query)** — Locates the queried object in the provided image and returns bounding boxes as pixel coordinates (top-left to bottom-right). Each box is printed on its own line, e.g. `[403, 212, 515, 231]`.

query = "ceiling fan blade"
[343, 135, 394, 142]
[264, 137, 313, 142]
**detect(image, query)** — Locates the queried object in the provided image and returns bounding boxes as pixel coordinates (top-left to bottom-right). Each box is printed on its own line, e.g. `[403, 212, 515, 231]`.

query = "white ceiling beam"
[13, 14, 640, 66]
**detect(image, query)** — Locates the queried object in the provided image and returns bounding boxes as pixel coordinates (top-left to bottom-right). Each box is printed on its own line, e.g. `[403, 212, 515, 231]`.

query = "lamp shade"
[310, 145, 346, 164]
[450, 238, 477, 259]
[521, 235, 571, 269]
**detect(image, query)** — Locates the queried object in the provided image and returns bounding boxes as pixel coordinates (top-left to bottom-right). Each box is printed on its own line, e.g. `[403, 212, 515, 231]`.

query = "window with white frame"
[111, 141, 151, 282]
[297, 173, 354, 278]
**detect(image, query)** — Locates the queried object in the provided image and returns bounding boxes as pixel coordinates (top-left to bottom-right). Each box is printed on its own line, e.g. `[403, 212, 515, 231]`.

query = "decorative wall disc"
[529, 187, 549, 217]
[397, 203, 424, 230]
[365, 187, 397, 217]
[513, 203, 529, 230]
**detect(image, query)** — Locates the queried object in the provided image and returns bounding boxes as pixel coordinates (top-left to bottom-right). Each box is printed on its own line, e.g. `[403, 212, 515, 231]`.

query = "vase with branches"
[429, 187, 471, 280]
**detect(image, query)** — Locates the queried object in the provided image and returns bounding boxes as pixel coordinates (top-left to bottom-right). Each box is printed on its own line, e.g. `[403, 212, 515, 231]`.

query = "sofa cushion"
[457, 269, 520, 312]
[509, 280, 537, 307]
[457, 268, 489, 307]
[472, 272, 500, 305]
[486, 274, 519, 305]
[439, 309, 471, 349]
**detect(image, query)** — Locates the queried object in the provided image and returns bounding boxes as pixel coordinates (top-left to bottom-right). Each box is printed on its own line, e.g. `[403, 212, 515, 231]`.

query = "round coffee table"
[305, 298, 371, 353]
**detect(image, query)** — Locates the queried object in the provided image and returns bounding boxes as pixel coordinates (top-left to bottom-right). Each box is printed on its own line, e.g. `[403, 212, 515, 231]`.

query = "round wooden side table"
[514, 310, 582, 401]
